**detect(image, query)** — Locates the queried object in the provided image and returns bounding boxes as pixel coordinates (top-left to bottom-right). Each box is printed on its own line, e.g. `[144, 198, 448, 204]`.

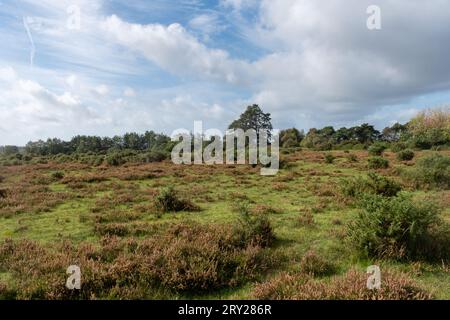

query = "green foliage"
[228, 104, 273, 138]
[280, 128, 304, 148]
[348, 194, 446, 260]
[50, 171, 64, 180]
[368, 142, 387, 156]
[341, 172, 401, 198]
[155, 187, 200, 212]
[397, 149, 415, 161]
[324, 153, 335, 164]
[404, 153, 450, 189]
[367, 156, 389, 169]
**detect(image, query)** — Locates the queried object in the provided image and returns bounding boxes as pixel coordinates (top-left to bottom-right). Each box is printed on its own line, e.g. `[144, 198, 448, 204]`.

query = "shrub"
[141, 151, 167, 163]
[368, 156, 389, 169]
[51, 171, 65, 180]
[346, 153, 358, 162]
[368, 143, 387, 156]
[397, 149, 415, 161]
[155, 187, 200, 212]
[106, 153, 125, 166]
[324, 153, 335, 164]
[233, 211, 275, 248]
[404, 153, 450, 189]
[252, 268, 432, 300]
[347, 194, 446, 260]
[299, 250, 335, 277]
[340, 173, 401, 198]
[0, 221, 277, 298]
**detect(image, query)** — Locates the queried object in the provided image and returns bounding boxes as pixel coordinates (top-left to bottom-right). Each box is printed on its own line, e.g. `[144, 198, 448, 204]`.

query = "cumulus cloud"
[102, 15, 251, 84]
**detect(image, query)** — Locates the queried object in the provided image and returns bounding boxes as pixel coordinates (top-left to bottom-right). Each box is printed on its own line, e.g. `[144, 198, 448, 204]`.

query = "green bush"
[141, 151, 167, 163]
[341, 172, 401, 198]
[232, 211, 275, 248]
[348, 194, 446, 260]
[155, 187, 200, 212]
[324, 153, 335, 164]
[106, 153, 125, 166]
[404, 153, 450, 189]
[367, 156, 389, 169]
[368, 143, 387, 156]
[397, 149, 415, 161]
[50, 171, 64, 180]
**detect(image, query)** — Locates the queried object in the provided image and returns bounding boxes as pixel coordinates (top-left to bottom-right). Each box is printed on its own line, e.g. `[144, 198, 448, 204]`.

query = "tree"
[381, 123, 407, 142]
[280, 128, 304, 148]
[228, 104, 273, 139]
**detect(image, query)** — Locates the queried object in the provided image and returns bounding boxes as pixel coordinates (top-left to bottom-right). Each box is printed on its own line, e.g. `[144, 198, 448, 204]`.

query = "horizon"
[2, 1, 450, 145]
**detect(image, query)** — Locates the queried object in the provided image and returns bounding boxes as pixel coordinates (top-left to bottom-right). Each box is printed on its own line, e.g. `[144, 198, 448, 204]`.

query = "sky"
[1, 0, 450, 145]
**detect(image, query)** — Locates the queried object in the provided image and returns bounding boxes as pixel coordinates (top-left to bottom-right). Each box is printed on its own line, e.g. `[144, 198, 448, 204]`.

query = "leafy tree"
[228, 104, 273, 139]
[280, 128, 304, 148]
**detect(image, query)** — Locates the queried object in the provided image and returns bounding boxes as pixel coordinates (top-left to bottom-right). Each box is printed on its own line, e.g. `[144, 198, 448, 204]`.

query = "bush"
[106, 153, 125, 166]
[141, 151, 167, 163]
[340, 173, 401, 198]
[368, 143, 387, 156]
[252, 268, 432, 300]
[299, 250, 335, 277]
[51, 171, 65, 180]
[0, 221, 277, 298]
[404, 153, 450, 189]
[346, 153, 358, 162]
[233, 211, 275, 248]
[347, 194, 445, 260]
[155, 187, 200, 212]
[368, 156, 389, 169]
[397, 149, 415, 161]
[324, 153, 335, 164]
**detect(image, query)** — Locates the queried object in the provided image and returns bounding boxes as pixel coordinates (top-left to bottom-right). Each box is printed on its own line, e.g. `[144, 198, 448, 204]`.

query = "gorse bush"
[324, 153, 335, 164]
[340, 173, 401, 198]
[233, 211, 275, 248]
[155, 187, 200, 212]
[367, 156, 389, 169]
[403, 153, 450, 189]
[252, 268, 431, 300]
[347, 194, 447, 261]
[397, 149, 415, 161]
[368, 143, 387, 156]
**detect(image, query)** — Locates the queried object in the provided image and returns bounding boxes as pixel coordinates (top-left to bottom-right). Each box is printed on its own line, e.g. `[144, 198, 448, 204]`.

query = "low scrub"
[340, 173, 401, 198]
[252, 268, 432, 300]
[403, 153, 450, 189]
[298, 250, 335, 277]
[396, 149, 415, 161]
[347, 194, 449, 261]
[368, 143, 387, 156]
[0, 220, 277, 299]
[367, 156, 389, 169]
[155, 187, 200, 212]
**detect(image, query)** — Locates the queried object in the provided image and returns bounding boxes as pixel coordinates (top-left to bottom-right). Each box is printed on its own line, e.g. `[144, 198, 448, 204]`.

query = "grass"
[0, 149, 449, 299]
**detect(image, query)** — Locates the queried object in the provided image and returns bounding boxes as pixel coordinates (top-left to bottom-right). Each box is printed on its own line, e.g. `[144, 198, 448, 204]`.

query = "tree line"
[1, 105, 449, 159]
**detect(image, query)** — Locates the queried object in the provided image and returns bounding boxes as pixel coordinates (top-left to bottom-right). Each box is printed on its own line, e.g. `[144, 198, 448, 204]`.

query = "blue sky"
[1, 0, 450, 145]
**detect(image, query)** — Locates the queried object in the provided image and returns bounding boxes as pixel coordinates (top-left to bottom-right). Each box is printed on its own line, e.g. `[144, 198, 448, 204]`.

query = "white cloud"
[94, 84, 109, 96]
[102, 15, 251, 84]
[123, 87, 136, 97]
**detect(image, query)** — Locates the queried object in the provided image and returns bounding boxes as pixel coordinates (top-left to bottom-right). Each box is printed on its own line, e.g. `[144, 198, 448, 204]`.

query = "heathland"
[0, 106, 449, 300]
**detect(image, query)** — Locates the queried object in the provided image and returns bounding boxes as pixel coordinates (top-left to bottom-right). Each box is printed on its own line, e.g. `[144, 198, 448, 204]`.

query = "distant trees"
[23, 131, 171, 156]
[300, 124, 380, 150]
[0, 145, 19, 155]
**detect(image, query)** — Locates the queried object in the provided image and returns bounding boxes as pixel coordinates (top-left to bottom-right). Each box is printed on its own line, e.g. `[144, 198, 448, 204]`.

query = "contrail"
[23, 16, 35, 68]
